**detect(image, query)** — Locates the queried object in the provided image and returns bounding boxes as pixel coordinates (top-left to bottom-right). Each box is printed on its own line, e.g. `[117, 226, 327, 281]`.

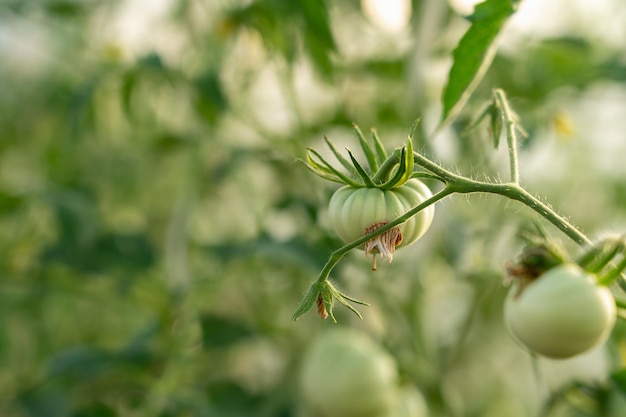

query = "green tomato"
[327, 179, 434, 266]
[504, 264, 616, 359]
[386, 385, 428, 417]
[299, 329, 398, 417]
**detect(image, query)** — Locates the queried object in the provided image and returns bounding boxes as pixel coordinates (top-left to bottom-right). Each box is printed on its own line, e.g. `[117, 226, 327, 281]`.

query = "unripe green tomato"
[504, 264, 616, 359]
[328, 179, 434, 249]
[386, 385, 428, 417]
[300, 329, 398, 417]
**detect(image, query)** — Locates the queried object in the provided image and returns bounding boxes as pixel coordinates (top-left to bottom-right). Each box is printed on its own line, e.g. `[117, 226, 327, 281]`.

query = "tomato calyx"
[364, 221, 403, 270]
[300, 123, 419, 191]
[293, 280, 370, 322]
[506, 242, 568, 294]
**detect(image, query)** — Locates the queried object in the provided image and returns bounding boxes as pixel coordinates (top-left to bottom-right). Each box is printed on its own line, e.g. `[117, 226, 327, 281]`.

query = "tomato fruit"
[389, 385, 428, 417]
[299, 329, 398, 417]
[328, 179, 434, 268]
[504, 264, 616, 359]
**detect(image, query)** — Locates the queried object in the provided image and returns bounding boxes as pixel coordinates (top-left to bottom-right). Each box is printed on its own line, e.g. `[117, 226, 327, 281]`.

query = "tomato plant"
[504, 263, 616, 359]
[7, 0, 626, 416]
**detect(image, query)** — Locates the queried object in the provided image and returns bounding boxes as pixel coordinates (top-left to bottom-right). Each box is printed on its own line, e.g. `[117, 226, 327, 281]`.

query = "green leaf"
[299, 0, 336, 77]
[440, 0, 517, 127]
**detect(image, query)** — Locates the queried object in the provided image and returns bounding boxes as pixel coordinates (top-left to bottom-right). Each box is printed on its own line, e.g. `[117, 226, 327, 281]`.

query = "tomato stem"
[412, 151, 591, 246]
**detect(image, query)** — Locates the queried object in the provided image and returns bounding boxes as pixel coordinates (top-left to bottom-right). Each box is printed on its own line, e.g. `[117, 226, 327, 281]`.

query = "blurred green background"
[2, 0, 626, 416]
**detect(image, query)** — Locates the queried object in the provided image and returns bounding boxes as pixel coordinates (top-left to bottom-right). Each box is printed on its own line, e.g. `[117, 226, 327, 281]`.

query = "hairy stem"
[413, 152, 590, 246]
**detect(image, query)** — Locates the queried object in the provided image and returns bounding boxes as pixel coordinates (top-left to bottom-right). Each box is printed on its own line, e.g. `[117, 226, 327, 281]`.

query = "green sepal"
[411, 171, 446, 183]
[353, 123, 378, 172]
[298, 158, 345, 184]
[384, 138, 415, 189]
[347, 149, 377, 188]
[408, 119, 421, 142]
[617, 274, 626, 293]
[597, 256, 626, 287]
[324, 136, 359, 177]
[490, 101, 504, 148]
[398, 136, 415, 187]
[379, 147, 407, 190]
[326, 281, 369, 321]
[307, 148, 363, 187]
[577, 237, 624, 274]
[463, 100, 503, 148]
[291, 280, 370, 322]
[305, 148, 336, 175]
[291, 283, 320, 321]
[370, 128, 387, 165]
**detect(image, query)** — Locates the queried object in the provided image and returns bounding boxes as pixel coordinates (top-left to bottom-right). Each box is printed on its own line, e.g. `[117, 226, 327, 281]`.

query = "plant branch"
[412, 151, 590, 247]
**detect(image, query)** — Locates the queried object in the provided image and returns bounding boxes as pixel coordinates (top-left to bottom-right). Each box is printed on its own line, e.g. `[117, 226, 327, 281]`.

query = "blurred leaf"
[362, 59, 405, 78]
[206, 234, 337, 270]
[441, 0, 517, 127]
[194, 72, 228, 123]
[227, 0, 335, 76]
[18, 385, 69, 417]
[298, 0, 336, 76]
[48, 347, 113, 380]
[138, 52, 166, 71]
[121, 70, 138, 120]
[45, 187, 99, 247]
[46, 1, 84, 18]
[228, 1, 297, 62]
[153, 132, 194, 152]
[73, 403, 117, 417]
[0, 190, 24, 213]
[200, 315, 254, 348]
[48, 343, 157, 381]
[42, 232, 156, 274]
[612, 368, 626, 395]
[487, 37, 600, 101]
[208, 382, 263, 417]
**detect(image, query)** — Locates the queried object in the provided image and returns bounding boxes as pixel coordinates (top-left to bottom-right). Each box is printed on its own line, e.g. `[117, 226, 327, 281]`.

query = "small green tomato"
[387, 385, 428, 417]
[328, 179, 434, 269]
[504, 264, 616, 359]
[299, 329, 398, 417]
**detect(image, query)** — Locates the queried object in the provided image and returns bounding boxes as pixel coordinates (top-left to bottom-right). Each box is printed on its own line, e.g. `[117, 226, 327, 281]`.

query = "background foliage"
[2, 0, 626, 416]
